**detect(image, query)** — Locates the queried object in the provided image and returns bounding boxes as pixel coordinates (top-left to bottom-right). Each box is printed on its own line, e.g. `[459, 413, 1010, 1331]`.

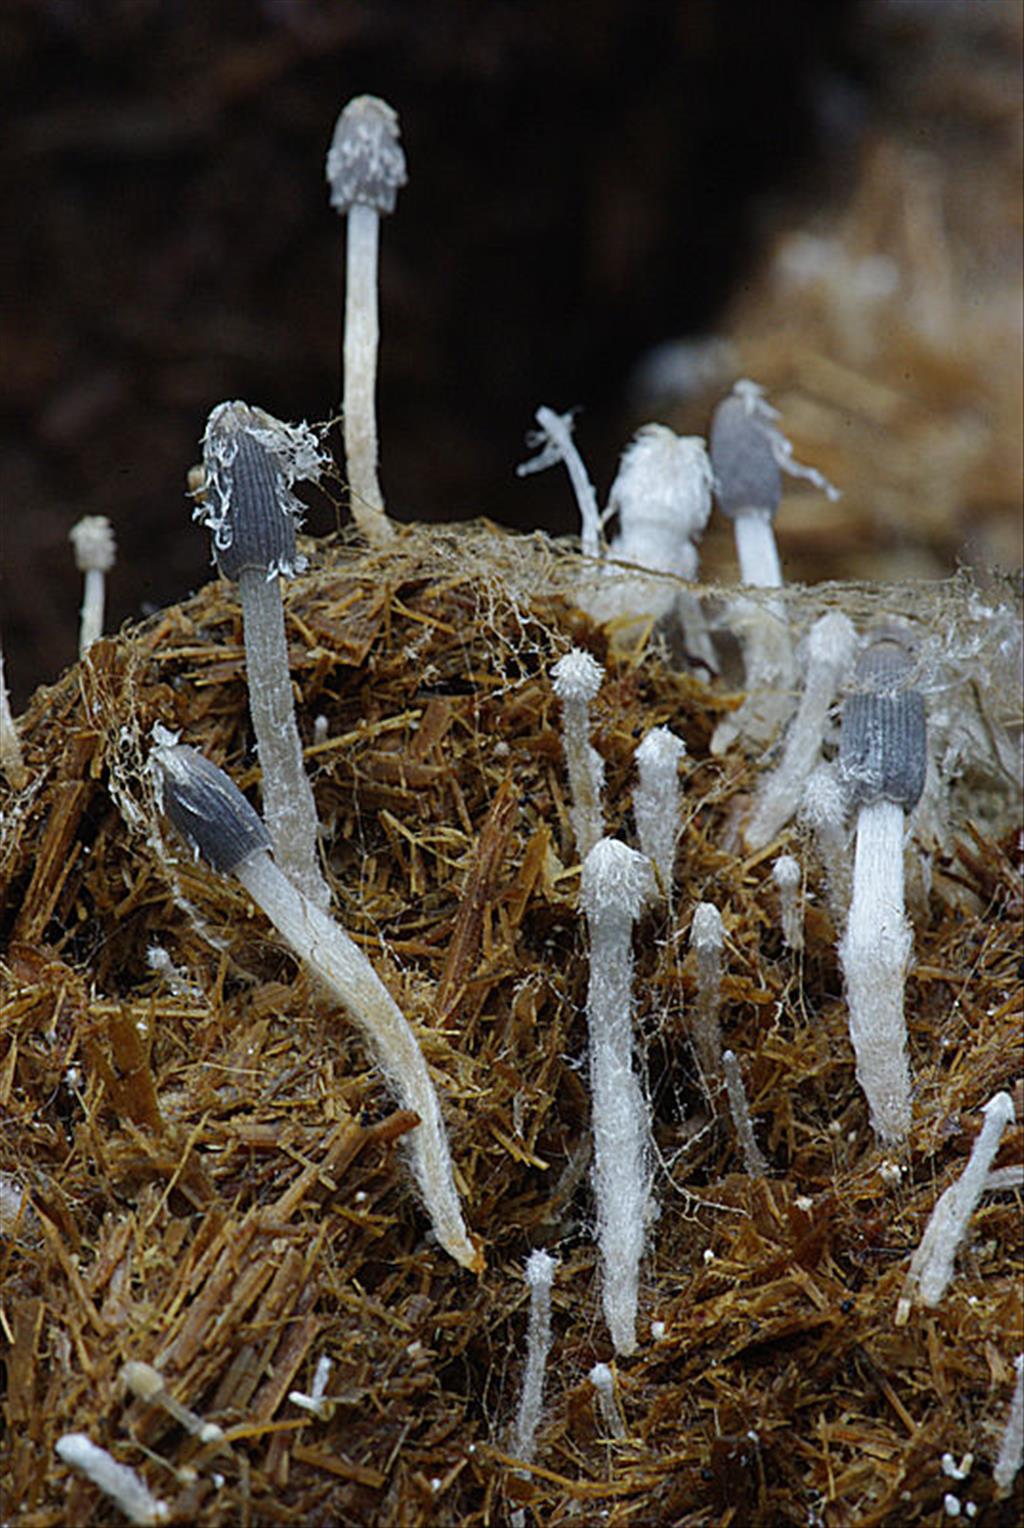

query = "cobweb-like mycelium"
[1, 519, 1021, 1525]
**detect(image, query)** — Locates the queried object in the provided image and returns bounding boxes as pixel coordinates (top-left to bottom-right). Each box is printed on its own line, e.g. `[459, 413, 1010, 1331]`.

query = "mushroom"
[633, 726, 687, 905]
[517, 405, 602, 559]
[771, 854, 803, 951]
[708, 380, 838, 753]
[326, 95, 407, 545]
[581, 837, 655, 1356]
[151, 733, 481, 1272]
[690, 900, 725, 1100]
[550, 647, 606, 861]
[196, 400, 330, 910]
[838, 632, 927, 1145]
[513, 1249, 557, 1465]
[744, 610, 857, 851]
[69, 514, 116, 656]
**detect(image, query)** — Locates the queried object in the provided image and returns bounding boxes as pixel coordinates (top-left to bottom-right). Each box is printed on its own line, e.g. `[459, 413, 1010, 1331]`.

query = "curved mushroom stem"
[238, 568, 327, 909]
[235, 846, 481, 1272]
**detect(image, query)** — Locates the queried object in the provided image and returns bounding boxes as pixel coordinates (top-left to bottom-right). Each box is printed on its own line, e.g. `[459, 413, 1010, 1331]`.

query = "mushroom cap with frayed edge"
[326, 95, 407, 215]
[709, 390, 783, 520]
[839, 636, 927, 811]
[197, 401, 321, 581]
[151, 734, 271, 875]
[581, 838, 654, 926]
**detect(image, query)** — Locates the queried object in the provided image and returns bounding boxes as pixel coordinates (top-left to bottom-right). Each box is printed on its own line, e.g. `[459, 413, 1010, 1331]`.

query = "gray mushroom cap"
[326, 95, 407, 215]
[840, 637, 927, 811]
[153, 740, 271, 876]
[709, 391, 782, 520]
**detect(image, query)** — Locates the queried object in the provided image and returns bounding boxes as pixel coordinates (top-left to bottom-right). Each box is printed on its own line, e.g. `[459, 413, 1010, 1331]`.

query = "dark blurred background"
[1, 0, 1020, 709]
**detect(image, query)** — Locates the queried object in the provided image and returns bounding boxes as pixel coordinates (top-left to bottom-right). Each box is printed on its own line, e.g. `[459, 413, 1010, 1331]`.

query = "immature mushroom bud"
[690, 901, 725, 1100]
[588, 426, 714, 636]
[517, 406, 602, 560]
[197, 401, 330, 910]
[55, 1434, 168, 1527]
[633, 726, 687, 904]
[512, 1249, 557, 1465]
[551, 648, 606, 861]
[838, 634, 927, 1144]
[326, 94, 407, 545]
[799, 762, 851, 925]
[771, 854, 803, 951]
[151, 734, 480, 1272]
[588, 1362, 627, 1439]
[69, 514, 116, 656]
[722, 1049, 768, 1177]
[745, 611, 857, 851]
[895, 1090, 1015, 1324]
[581, 838, 656, 1356]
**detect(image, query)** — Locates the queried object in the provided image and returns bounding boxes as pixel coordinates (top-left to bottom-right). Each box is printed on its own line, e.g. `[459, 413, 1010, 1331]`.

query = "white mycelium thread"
[581, 838, 655, 1356]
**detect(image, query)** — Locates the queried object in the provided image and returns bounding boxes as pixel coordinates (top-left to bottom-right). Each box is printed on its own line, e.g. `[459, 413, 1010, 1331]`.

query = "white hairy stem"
[581, 839, 654, 1356]
[722, 1049, 768, 1177]
[55, 1434, 168, 1527]
[79, 567, 107, 655]
[527, 407, 603, 559]
[513, 1250, 557, 1463]
[839, 800, 912, 1145]
[733, 510, 783, 589]
[800, 764, 851, 924]
[895, 1091, 1015, 1324]
[690, 901, 725, 1099]
[633, 727, 686, 903]
[238, 568, 328, 909]
[772, 855, 803, 951]
[343, 202, 392, 543]
[589, 1362, 627, 1438]
[552, 649, 605, 861]
[745, 612, 856, 850]
[994, 1355, 1024, 1494]
[235, 847, 479, 1271]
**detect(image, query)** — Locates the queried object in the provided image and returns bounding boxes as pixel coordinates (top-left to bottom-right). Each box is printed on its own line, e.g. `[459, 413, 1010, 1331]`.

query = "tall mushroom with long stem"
[838, 632, 927, 1145]
[326, 95, 407, 545]
[151, 733, 481, 1273]
[196, 401, 330, 910]
[709, 380, 839, 753]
